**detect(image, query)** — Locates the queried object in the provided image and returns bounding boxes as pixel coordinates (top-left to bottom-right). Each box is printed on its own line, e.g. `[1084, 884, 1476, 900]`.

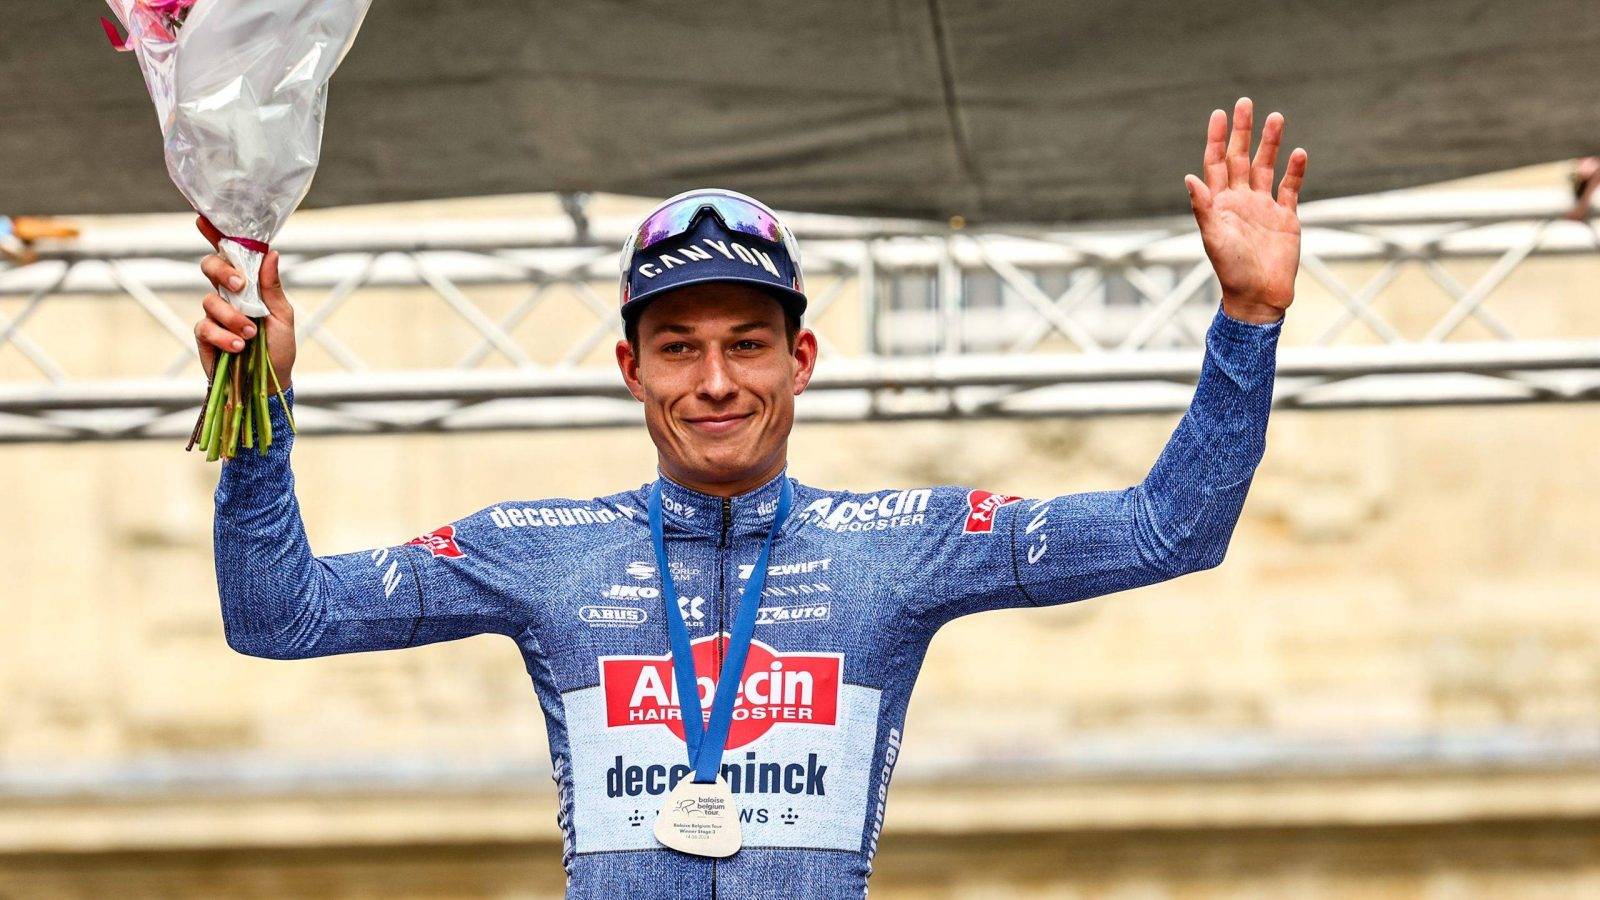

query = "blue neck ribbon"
[648, 477, 793, 785]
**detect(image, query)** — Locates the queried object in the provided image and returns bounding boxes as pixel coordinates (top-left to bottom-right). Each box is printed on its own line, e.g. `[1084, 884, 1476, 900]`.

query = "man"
[193, 97, 1307, 898]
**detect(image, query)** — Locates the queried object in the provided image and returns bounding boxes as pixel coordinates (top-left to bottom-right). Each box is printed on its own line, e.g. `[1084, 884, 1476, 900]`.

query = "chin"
[687, 446, 762, 480]
[696, 450, 757, 479]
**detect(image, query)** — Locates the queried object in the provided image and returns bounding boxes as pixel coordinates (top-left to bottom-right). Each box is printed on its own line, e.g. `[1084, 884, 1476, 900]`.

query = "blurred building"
[2, 165, 1598, 898]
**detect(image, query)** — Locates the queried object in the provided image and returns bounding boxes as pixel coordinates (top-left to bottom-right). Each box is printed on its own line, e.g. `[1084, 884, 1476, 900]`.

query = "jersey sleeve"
[901, 303, 1283, 628]
[213, 387, 530, 659]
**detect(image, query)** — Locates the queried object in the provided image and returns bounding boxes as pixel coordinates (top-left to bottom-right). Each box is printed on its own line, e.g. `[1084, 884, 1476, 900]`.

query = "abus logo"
[799, 490, 930, 533]
[599, 636, 841, 749]
[406, 525, 464, 558]
[963, 490, 1021, 534]
[580, 605, 647, 627]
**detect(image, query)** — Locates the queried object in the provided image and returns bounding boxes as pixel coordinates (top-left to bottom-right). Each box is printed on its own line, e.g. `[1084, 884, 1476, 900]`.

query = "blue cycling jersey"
[214, 304, 1281, 899]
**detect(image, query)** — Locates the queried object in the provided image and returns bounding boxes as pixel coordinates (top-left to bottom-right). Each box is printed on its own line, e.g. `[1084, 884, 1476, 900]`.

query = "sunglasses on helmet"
[619, 189, 805, 295]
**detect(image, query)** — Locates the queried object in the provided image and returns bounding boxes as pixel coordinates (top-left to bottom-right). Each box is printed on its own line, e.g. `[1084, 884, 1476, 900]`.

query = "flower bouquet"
[102, 0, 372, 459]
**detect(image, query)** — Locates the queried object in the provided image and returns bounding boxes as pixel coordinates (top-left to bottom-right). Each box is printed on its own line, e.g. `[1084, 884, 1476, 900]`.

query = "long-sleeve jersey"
[214, 303, 1282, 899]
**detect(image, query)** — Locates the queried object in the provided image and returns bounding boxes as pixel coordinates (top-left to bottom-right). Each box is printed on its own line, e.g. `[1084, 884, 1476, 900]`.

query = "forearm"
[1134, 302, 1281, 570]
[213, 387, 421, 658]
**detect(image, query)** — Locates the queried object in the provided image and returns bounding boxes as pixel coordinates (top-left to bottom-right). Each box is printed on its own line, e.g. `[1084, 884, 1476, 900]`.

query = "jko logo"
[604, 751, 829, 798]
[598, 636, 841, 749]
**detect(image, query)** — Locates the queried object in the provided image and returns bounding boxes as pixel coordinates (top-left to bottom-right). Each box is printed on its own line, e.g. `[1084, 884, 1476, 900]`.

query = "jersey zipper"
[712, 495, 731, 900]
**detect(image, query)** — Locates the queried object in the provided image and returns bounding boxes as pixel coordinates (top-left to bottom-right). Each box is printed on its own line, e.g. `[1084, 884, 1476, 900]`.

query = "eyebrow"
[651, 320, 775, 336]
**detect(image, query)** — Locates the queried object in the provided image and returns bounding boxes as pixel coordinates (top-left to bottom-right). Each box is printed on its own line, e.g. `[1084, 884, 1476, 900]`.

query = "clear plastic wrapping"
[105, 0, 372, 316]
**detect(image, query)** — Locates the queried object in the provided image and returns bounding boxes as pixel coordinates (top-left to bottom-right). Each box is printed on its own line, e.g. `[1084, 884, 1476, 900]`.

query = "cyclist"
[193, 98, 1307, 898]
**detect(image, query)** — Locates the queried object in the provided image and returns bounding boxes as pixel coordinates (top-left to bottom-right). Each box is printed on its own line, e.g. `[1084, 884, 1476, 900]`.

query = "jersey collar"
[654, 467, 793, 538]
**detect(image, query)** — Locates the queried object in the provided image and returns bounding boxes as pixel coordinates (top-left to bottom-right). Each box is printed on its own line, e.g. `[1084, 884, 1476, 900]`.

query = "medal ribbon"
[648, 477, 792, 784]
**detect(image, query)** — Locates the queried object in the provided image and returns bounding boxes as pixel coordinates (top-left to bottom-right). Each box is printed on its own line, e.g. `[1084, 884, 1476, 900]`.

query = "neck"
[658, 454, 787, 498]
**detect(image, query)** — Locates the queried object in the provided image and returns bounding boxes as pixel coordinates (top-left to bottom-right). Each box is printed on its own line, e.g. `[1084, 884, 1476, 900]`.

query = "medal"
[647, 477, 793, 858]
[654, 775, 741, 857]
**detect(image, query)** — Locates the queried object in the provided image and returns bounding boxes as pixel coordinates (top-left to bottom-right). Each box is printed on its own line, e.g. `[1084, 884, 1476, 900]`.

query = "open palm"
[1184, 98, 1308, 323]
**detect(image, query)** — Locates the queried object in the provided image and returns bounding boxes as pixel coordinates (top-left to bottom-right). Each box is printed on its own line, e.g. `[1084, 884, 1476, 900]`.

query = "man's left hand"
[1185, 97, 1308, 325]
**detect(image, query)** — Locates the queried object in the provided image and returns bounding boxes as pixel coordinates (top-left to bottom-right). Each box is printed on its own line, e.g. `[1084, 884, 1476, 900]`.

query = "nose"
[695, 350, 738, 404]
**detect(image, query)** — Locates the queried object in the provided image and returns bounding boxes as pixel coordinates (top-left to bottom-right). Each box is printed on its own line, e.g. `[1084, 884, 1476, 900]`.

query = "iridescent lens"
[633, 194, 783, 253]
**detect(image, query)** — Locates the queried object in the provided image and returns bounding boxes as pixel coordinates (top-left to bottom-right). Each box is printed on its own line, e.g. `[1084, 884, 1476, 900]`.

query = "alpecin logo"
[963, 490, 1022, 534]
[406, 525, 464, 558]
[599, 636, 841, 749]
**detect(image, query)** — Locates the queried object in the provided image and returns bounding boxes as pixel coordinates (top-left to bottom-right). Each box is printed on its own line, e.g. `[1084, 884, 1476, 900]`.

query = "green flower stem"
[226, 347, 244, 458]
[205, 397, 225, 462]
[199, 349, 232, 451]
[240, 330, 257, 452]
[255, 331, 272, 454]
[241, 383, 255, 450]
[192, 318, 291, 459]
[264, 325, 295, 434]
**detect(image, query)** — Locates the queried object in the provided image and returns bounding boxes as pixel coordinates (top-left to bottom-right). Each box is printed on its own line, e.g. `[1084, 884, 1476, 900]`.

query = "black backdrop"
[4, 1, 1598, 223]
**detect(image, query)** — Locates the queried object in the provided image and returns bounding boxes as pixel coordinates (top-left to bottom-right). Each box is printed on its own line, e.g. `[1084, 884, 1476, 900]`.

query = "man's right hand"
[193, 216, 297, 389]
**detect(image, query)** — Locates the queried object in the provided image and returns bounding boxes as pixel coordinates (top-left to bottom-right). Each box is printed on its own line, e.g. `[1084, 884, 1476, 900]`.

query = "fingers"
[203, 290, 257, 342]
[194, 319, 235, 377]
[257, 251, 295, 322]
[1277, 147, 1309, 210]
[1225, 97, 1253, 189]
[1202, 109, 1228, 192]
[194, 295, 255, 379]
[201, 253, 245, 293]
[1251, 112, 1284, 192]
[195, 215, 223, 251]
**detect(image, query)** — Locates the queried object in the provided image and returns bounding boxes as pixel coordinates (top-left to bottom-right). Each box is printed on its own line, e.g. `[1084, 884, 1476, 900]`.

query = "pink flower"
[141, 0, 197, 14]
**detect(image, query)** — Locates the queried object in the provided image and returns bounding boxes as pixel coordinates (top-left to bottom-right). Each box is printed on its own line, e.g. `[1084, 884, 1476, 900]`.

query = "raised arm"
[196, 231, 527, 658]
[212, 387, 532, 658]
[901, 99, 1306, 628]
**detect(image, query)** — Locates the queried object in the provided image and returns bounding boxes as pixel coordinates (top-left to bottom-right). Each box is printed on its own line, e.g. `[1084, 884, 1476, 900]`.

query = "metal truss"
[2, 188, 1599, 443]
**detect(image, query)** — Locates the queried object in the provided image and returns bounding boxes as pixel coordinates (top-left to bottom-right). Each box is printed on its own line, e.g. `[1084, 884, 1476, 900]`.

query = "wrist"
[1220, 297, 1286, 325]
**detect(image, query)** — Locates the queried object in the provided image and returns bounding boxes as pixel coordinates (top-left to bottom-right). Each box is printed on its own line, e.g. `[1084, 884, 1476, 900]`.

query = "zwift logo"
[738, 558, 832, 579]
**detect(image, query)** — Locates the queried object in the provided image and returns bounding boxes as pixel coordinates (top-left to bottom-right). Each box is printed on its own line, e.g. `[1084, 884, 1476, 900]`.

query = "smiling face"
[616, 283, 817, 497]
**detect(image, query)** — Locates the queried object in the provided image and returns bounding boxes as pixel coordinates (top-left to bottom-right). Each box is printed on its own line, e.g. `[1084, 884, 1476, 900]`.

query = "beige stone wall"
[3, 164, 1598, 896]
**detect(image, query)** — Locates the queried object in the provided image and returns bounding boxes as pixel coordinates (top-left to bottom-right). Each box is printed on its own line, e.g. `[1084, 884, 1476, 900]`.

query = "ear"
[791, 328, 819, 396]
[615, 338, 647, 403]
